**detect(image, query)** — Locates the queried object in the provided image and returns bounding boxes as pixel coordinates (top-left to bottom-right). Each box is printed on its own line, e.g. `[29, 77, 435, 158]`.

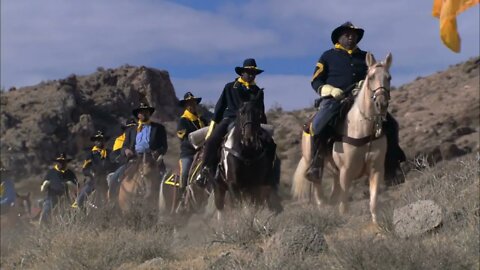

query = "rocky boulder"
[393, 200, 443, 238]
[0, 65, 181, 176]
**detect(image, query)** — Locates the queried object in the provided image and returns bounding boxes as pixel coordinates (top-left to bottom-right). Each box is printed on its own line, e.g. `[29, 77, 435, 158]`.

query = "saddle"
[302, 95, 355, 137]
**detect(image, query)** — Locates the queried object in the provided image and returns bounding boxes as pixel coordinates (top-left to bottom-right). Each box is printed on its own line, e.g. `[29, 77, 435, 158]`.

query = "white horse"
[292, 52, 392, 225]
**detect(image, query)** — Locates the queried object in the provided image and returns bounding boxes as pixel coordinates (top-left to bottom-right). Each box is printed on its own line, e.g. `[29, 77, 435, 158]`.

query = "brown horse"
[118, 153, 163, 213]
[292, 52, 393, 225]
[0, 192, 33, 230]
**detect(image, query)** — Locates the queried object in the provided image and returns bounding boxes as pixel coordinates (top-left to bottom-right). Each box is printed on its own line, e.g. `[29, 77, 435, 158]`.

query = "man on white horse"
[308, 22, 406, 184]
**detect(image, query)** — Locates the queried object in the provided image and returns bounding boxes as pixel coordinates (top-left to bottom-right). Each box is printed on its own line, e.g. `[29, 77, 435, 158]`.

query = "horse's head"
[364, 52, 392, 118]
[140, 152, 161, 179]
[236, 91, 263, 148]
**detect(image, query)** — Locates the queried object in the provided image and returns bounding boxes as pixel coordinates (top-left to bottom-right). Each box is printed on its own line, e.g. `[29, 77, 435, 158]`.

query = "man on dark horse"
[0, 164, 16, 215]
[197, 58, 277, 188]
[307, 21, 406, 184]
[39, 153, 78, 224]
[122, 102, 168, 173]
[107, 118, 137, 201]
[176, 92, 207, 197]
[73, 130, 112, 209]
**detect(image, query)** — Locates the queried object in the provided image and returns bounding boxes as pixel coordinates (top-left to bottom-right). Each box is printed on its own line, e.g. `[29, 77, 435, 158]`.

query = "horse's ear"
[366, 52, 376, 67]
[384, 52, 393, 70]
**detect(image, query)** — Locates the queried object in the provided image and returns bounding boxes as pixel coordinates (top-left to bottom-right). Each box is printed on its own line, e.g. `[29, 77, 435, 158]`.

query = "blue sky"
[1, 0, 479, 110]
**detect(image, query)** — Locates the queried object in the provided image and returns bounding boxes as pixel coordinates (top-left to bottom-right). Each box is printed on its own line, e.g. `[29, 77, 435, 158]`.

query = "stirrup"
[195, 167, 210, 187]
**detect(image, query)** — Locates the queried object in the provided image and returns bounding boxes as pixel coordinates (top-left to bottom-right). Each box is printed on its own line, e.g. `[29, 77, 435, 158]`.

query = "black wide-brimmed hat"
[132, 102, 155, 118]
[331, 21, 364, 44]
[53, 153, 73, 163]
[235, 58, 264, 76]
[178, 92, 202, 107]
[90, 130, 110, 142]
[121, 118, 137, 130]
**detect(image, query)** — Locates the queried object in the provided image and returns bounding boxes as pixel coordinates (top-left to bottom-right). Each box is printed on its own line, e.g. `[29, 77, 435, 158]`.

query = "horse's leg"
[329, 172, 341, 205]
[214, 184, 226, 221]
[338, 168, 351, 215]
[368, 170, 382, 225]
[313, 181, 328, 207]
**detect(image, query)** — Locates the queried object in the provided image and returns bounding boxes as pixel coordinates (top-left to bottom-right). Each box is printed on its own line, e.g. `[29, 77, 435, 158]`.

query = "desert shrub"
[2, 206, 174, 270]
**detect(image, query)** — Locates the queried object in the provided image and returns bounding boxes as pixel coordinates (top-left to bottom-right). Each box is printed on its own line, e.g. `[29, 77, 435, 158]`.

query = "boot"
[195, 166, 212, 188]
[305, 136, 324, 183]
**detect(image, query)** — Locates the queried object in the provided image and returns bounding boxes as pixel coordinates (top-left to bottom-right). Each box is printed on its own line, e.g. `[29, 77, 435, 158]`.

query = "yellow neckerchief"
[92, 146, 107, 159]
[112, 133, 126, 151]
[137, 119, 151, 132]
[54, 164, 66, 173]
[237, 77, 256, 89]
[334, 43, 358, 55]
[181, 109, 205, 128]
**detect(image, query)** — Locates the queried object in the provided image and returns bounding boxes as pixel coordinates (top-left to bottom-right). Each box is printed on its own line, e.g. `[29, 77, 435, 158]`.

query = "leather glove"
[321, 84, 344, 100]
[40, 180, 50, 192]
[205, 121, 216, 140]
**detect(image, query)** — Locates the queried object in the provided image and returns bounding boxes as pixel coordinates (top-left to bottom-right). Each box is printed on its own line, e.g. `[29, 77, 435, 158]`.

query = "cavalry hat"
[90, 130, 109, 142]
[121, 118, 137, 130]
[178, 92, 202, 107]
[132, 102, 155, 118]
[235, 58, 264, 76]
[331, 21, 364, 44]
[53, 153, 73, 162]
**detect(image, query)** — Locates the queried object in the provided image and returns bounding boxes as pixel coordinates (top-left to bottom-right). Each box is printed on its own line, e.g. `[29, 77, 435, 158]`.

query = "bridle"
[358, 65, 391, 138]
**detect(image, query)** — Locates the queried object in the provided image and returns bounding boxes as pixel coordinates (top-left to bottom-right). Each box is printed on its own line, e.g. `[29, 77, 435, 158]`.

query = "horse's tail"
[158, 175, 167, 213]
[291, 157, 311, 201]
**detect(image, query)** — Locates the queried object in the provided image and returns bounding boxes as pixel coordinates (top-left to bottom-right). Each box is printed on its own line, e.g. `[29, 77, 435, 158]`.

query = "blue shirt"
[0, 179, 16, 206]
[135, 125, 151, 154]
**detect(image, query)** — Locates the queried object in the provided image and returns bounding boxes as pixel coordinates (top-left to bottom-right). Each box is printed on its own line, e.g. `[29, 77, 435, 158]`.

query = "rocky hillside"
[1, 57, 478, 182]
[0, 65, 181, 176]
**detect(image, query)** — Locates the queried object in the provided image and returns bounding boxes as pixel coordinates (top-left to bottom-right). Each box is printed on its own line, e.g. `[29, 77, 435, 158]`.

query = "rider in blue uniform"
[0, 164, 16, 215]
[197, 58, 277, 187]
[307, 22, 406, 185]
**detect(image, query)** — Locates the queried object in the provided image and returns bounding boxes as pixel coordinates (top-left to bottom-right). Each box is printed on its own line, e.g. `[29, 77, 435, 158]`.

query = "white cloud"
[0, 0, 279, 87]
[1, 0, 478, 110]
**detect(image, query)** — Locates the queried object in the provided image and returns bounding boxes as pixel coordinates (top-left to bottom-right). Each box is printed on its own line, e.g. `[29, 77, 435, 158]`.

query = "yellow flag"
[432, 0, 479, 52]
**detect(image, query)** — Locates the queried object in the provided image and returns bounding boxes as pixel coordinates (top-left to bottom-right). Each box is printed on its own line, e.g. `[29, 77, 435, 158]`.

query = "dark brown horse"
[214, 92, 278, 220]
[118, 153, 163, 213]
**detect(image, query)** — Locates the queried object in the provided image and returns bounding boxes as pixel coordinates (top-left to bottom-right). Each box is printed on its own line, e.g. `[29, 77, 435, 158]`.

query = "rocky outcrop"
[0, 66, 181, 176]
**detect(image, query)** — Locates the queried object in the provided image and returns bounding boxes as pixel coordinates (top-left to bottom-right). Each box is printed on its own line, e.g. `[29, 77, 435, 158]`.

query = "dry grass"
[1, 154, 479, 270]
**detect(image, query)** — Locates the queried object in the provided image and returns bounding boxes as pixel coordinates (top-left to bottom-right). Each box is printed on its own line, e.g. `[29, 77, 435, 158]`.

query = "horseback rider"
[307, 21, 406, 183]
[73, 130, 112, 209]
[123, 102, 168, 167]
[106, 118, 137, 201]
[0, 164, 16, 215]
[177, 92, 207, 194]
[39, 153, 78, 224]
[197, 58, 276, 186]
